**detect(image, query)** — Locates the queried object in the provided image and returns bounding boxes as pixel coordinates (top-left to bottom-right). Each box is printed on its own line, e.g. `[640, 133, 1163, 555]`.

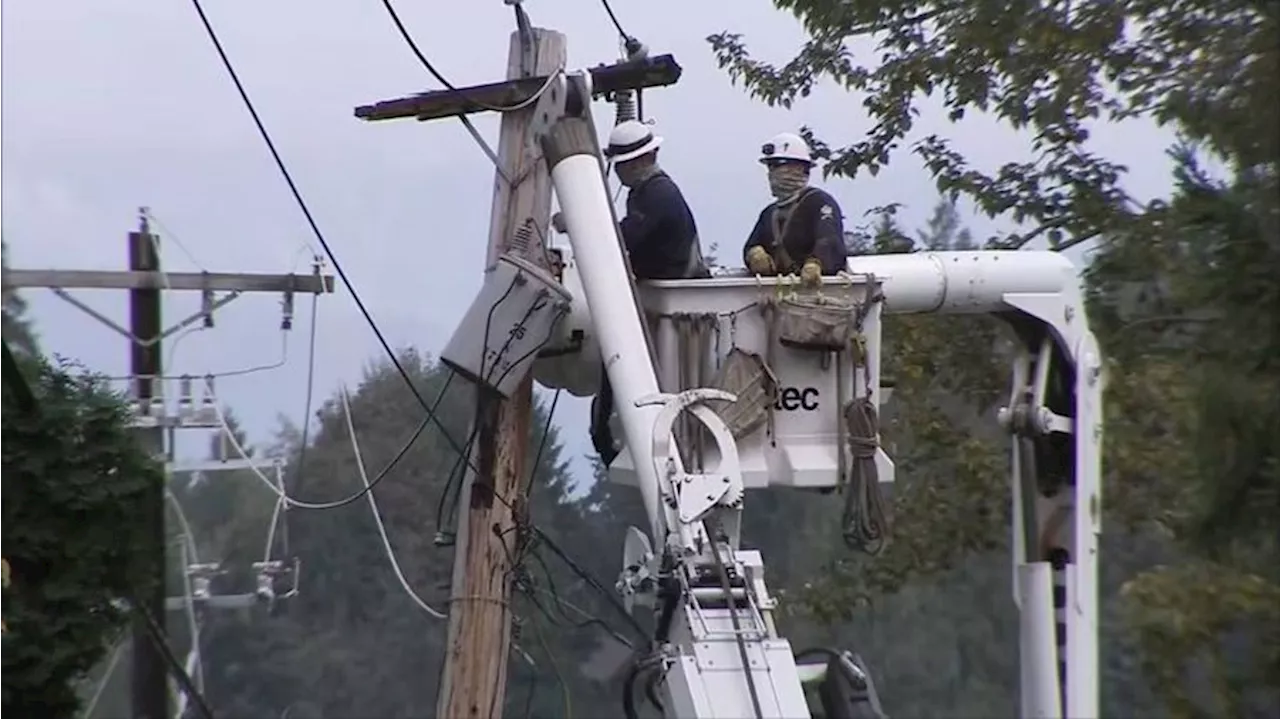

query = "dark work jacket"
[742, 187, 848, 275]
[620, 171, 707, 280]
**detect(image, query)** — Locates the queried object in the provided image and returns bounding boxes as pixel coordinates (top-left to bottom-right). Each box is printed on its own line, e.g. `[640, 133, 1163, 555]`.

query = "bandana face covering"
[767, 163, 810, 203]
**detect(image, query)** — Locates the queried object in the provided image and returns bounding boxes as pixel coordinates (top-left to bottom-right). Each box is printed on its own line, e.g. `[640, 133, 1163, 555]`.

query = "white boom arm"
[534, 71, 1102, 719]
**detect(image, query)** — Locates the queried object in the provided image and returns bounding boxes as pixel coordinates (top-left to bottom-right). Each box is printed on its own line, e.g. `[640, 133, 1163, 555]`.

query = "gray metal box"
[441, 253, 571, 398]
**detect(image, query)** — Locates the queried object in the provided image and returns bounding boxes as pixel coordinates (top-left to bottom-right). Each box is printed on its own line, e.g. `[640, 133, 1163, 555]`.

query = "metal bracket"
[616, 525, 658, 613]
[50, 287, 242, 347]
[636, 389, 746, 525]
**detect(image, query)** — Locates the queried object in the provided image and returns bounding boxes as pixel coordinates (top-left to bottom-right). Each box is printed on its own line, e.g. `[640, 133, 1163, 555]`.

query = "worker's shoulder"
[644, 171, 687, 197]
[800, 187, 842, 209]
[799, 188, 844, 221]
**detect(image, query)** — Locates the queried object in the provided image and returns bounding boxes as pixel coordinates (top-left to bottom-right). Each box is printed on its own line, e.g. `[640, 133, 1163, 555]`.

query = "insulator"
[509, 218, 535, 259]
[614, 89, 637, 125]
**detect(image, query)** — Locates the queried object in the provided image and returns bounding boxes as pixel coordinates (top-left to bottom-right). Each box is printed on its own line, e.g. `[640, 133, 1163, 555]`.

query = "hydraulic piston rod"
[539, 115, 673, 545]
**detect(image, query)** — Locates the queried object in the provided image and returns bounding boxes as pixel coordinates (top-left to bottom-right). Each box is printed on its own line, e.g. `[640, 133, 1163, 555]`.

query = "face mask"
[767, 163, 809, 201]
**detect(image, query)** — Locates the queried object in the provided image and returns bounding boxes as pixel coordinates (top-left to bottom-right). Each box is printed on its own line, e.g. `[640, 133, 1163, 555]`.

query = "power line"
[210, 374, 450, 510]
[378, 0, 561, 114]
[598, 0, 632, 40]
[289, 290, 321, 501]
[186, 0, 441, 425]
[340, 383, 448, 619]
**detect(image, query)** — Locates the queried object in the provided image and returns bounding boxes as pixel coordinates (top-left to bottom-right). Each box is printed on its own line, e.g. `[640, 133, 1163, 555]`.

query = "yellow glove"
[800, 257, 823, 286]
[746, 246, 775, 275]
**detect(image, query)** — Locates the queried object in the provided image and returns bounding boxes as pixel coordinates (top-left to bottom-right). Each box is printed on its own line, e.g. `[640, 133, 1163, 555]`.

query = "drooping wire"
[525, 388, 562, 501]
[532, 527, 648, 640]
[378, 1, 557, 266]
[378, 0, 563, 114]
[340, 384, 448, 619]
[186, 0, 447, 431]
[210, 374, 449, 510]
[285, 289, 321, 514]
[140, 207, 208, 271]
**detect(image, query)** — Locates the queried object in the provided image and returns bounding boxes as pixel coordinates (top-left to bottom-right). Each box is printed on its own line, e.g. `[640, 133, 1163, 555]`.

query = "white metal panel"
[548, 153, 671, 541]
[1018, 562, 1063, 719]
[609, 275, 894, 490]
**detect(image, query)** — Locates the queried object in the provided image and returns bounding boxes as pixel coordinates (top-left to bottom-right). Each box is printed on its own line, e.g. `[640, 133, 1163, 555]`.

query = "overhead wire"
[141, 207, 207, 271]
[378, 0, 562, 114]
[530, 612, 572, 719]
[598, 0, 632, 40]
[165, 488, 207, 703]
[81, 639, 127, 719]
[210, 380, 445, 511]
[339, 384, 448, 619]
[377, 0, 559, 267]
[188, 5, 640, 699]
[187, 0, 449, 437]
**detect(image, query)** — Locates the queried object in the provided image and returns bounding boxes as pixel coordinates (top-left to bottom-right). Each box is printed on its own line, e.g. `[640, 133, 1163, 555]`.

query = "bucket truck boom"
[528, 70, 1102, 719]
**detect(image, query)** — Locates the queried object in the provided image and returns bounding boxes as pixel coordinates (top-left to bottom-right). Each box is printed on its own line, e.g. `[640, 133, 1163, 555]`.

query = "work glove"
[800, 257, 823, 287]
[746, 246, 775, 275]
[551, 212, 567, 234]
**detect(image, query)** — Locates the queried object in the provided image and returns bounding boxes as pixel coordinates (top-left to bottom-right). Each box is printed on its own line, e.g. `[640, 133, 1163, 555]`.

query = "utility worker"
[557, 121, 709, 467]
[743, 132, 848, 285]
[555, 120, 708, 281]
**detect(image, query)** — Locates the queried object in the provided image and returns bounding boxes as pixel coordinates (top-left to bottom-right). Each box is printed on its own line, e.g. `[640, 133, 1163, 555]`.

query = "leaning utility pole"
[441, 23, 565, 719]
[5, 210, 333, 719]
[354, 12, 682, 716]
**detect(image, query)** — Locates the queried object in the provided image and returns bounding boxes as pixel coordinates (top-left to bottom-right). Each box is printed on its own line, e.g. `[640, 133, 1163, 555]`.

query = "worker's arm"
[804, 193, 848, 274]
[618, 178, 681, 258]
[742, 210, 771, 265]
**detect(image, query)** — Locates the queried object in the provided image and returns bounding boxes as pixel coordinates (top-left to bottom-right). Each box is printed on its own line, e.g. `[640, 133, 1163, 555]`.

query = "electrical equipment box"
[613, 273, 896, 491]
[528, 245, 603, 398]
[442, 253, 571, 398]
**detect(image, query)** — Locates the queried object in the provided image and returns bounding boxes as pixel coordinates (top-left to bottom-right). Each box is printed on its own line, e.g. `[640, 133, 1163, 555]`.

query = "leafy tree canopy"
[709, 0, 1278, 248]
[2, 240, 39, 357]
[2, 355, 165, 718]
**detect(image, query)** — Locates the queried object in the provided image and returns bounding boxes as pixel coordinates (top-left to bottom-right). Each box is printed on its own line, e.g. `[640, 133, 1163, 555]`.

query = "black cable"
[521, 544, 634, 649]
[433, 421, 483, 535]
[623, 654, 665, 719]
[287, 373, 454, 510]
[434, 274, 522, 534]
[704, 519, 764, 719]
[533, 527, 648, 640]
[278, 290, 319, 555]
[599, 0, 631, 40]
[188, 0, 460, 452]
[526, 388, 562, 501]
[131, 597, 216, 719]
[378, 0, 545, 113]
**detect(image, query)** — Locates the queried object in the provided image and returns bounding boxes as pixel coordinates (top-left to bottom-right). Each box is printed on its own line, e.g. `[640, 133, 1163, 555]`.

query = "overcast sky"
[2, 0, 1178, 493]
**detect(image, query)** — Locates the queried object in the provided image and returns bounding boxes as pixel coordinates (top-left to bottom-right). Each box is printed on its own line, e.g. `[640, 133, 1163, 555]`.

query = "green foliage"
[2, 355, 165, 718]
[2, 241, 39, 357]
[156, 352, 644, 718]
[709, 0, 1278, 248]
[1121, 562, 1280, 718]
[808, 201, 1011, 621]
[1088, 150, 1280, 714]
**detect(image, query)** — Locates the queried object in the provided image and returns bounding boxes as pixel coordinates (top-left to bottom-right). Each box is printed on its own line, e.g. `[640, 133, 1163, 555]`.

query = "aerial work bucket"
[604, 271, 896, 491]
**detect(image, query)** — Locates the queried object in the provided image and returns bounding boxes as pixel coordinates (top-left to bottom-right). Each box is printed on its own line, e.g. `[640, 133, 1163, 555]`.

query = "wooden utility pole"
[6, 212, 333, 718]
[435, 26, 565, 719]
[129, 216, 168, 719]
[354, 17, 682, 718]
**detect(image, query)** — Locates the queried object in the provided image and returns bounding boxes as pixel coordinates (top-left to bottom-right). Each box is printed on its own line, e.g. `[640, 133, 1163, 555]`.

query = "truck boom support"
[533, 69, 1103, 719]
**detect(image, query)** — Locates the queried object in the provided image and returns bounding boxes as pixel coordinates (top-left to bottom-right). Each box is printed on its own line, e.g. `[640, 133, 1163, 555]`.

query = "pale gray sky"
[2, 0, 1177, 490]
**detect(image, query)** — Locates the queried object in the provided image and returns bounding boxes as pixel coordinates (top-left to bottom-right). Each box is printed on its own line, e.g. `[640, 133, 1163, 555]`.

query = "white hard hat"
[759, 132, 813, 165]
[604, 120, 663, 163]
